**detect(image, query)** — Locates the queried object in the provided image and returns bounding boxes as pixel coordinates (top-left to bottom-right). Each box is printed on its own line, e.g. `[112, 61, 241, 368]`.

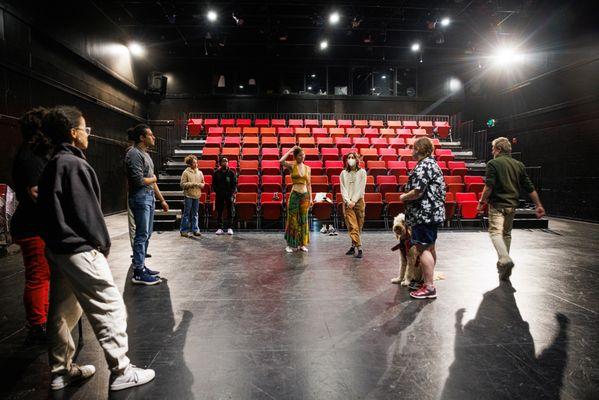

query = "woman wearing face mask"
[280, 146, 312, 253]
[340, 152, 367, 258]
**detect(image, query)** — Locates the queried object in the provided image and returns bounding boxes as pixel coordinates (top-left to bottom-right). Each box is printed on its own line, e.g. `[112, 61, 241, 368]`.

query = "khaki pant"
[488, 205, 516, 265]
[344, 199, 365, 247]
[46, 249, 130, 375]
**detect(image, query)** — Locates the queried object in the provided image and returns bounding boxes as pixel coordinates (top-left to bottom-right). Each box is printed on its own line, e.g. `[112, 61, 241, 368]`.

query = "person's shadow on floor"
[441, 281, 569, 400]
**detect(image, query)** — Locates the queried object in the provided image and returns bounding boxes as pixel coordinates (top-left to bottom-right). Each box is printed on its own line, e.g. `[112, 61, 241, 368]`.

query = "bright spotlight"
[381, 75, 387, 79]
[307, 86, 313, 90]
[440, 17, 450, 27]
[207, 10, 218, 22]
[311, 74, 316, 78]
[491, 46, 525, 67]
[128, 42, 145, 56]
[319, 40, 328, 50]
[411, 42, 420, 52]
[329, 12, 340, 25]
[238, 85, 244, 89]
[449, 78, 461, 92]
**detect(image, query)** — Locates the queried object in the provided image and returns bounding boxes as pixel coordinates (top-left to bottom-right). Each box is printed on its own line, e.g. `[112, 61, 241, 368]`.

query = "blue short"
[411, 223, 440, 247]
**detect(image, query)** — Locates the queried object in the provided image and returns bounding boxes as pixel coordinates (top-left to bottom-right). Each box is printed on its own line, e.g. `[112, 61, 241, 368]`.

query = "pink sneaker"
[410, 284, 437, 299]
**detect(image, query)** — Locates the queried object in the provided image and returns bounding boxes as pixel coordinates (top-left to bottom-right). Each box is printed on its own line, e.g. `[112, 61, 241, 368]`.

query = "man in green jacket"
[477, 137, 545, 281]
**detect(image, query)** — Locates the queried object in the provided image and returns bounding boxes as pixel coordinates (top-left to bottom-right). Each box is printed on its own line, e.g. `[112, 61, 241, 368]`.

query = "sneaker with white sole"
[328, 226, 338, 236]
[131, 270, 161, 286]
[299, 246, 309, 252]
[227, 228, 234, 235]
[51, 364, 96, 391]
[320, 225, 329, 234]
[109, 365, 155, 391]
[285, 246, 295, 253]
[216, 229, 224, 235]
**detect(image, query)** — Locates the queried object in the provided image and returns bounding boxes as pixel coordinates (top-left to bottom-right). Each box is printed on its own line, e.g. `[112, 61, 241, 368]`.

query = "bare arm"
[153, 182, 169, 212]
[528, 190, 545, 218]
[279, 146, 296, 170]
[27, 186, 39, 202]
[307, 168, 313, 204]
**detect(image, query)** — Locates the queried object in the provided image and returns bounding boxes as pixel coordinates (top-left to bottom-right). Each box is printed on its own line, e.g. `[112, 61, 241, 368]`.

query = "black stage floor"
[0, 215, 597, 400]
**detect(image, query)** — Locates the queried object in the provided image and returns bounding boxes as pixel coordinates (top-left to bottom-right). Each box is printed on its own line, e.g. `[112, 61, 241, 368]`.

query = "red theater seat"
[464, 175, 484, 190]
[335, 137, 352, 149]
[311, 193, 333, 221]
[187, 119, 203, 136]
[397, 129, 412, 139]
[201, 148, 220, 163]
[337, 120, 352, 128]
[402, 120, 418, 130]
[305, 161, 323, 176]
[364, 193, 383, 221]
[371, 138, 388, 149]
[435, 121, 451, 138]
[346, 128, 362, 138]
[359, 148, 378, 162]
[236, 119, 251, 127]
[303, 148, 319, 161]
[311, 175, 329, 192]
[412, 128, 428, 137]
[387, 120, 402, 129]
[225, 127, 241, 136]
[397, 175, 409, 189]
[331, 175, 340, 196]
[365, 175, 375, 193]
[322, 120, 336, 128]
[367, 160, 387, 177]
[220, 119, 235, 127]
[317, 137, 334, 149]
[288, 119, 303, 127]
[298, 137, 316, 148]
[304, 119, 319, 128]
[329, 127, 346, 137]
[295, 127, 311, 137]
[198, 159, 217, 175]
[444, 176, 463, 185]
[325, 161, 344, 179]
[363, 128, 380, 138]
[242, 136, 259, 148]
[223, 136, 241, 147]
[277, 127, 294, 137]
[369, 120, 384, 128]
[261, 136, 278, 148]
[389, 138, 406, 149]
[448, 161, 467, 176]
[260, 127, 276, 136]
[262, 175, 282, 193]
[385, 192, 405, 217]
[407, 161, 418, 171]
[204, 119, 219, 128]
[235, 193, 258, 222]
[377, 176, 398, 196]
[352, 137, 370, 149]
[437, 160, 449, 175]
[237, 175, 259, 193]
[445, 192, 456, 223]
[271, 119, 286, 127]
[205, 136, 222, 148]
[202, 176, 212, 195]
[261, 161, 281, 175]
[321, 148, 339, 161]
[353, 120, 368, 128]
[378, 148, 396, 162]
[221, 147, 240, 161]
[239, 160, 259, 175]
[436, 149, 455, 162]
[312, 128, 328, 138]
[387, 161, 407, 177]
[280, 137, 296, 147]
[455, 192, 479, 219]
[208, 127, 224, 137]
[260, 193, 283, 221]
[379, 128, 396, 138]
[398, 149, 413, 162]
[446, 183, 465, 195]
[418, 120, 434, 134]
[261, 148, 280, 160]
[254, 119, 270, 127]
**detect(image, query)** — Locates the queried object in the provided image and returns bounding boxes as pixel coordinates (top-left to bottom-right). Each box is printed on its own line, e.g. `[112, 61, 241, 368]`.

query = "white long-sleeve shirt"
[340, 168, 367, 204]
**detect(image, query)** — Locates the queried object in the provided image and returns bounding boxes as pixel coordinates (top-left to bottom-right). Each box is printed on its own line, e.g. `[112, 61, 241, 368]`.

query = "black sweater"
[212, 168, 237, 195]
[38, 143, 111, 256]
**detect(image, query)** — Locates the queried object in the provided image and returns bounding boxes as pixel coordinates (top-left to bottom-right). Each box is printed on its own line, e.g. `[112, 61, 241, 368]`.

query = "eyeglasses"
[74, 127, 92, 136]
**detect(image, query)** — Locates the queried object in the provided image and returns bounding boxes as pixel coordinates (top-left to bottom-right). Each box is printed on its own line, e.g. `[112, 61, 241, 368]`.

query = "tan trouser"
[46, 249, 130, 375]
[488, 205, 516, 265]
[344, 199, 365, 247]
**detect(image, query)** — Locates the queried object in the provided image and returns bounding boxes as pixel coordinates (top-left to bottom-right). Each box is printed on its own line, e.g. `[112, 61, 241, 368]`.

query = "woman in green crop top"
[280, 146, 312, 253]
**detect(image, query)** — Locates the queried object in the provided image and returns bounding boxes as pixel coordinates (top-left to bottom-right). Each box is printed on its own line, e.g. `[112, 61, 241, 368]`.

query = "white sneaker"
[328, 226, 338, 236]
[227, 228, 234, 235]
[285, 246, 295, 253]
[51, 364, 96, 391]
[320, 225, 329, 234]
[216, 229, 224, 235]
[299, 246, 309, 252]
[110, 365, 155, 391]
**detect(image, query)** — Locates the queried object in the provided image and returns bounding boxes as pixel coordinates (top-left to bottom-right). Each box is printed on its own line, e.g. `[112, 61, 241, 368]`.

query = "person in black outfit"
[10, 107, 53, 343]
[212, 157, 237, 235]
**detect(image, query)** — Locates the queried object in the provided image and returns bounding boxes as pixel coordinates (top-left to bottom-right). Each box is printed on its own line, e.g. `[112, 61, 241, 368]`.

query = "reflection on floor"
[0, 215, 597, 399]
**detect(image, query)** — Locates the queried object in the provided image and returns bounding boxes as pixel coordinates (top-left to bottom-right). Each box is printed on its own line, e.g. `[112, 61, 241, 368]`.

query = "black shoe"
[355, 249, 363, 259]
[143, 266, 160, 276]
[130, 254, 152, 258]
[25, 324, 47, 345]
[345, 247, 355, 256]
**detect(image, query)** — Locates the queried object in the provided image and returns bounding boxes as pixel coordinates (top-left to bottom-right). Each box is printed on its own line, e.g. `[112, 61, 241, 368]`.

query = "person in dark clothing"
[37, 106, 155, 392]
[10, 107, 52, 343]
[212, 157, 237, 235]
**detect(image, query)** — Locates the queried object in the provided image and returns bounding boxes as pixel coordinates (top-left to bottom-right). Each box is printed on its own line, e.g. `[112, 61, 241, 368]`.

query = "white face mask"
[347, 158, 356, 167]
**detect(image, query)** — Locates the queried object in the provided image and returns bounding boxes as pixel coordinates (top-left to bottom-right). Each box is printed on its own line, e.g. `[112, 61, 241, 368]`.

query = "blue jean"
[129, 188, 155, 271]
[180, 197, 200, 233]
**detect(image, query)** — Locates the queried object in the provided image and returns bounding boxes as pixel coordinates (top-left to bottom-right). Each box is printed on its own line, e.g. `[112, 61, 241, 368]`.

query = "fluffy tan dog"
[390, 213, 422, 286]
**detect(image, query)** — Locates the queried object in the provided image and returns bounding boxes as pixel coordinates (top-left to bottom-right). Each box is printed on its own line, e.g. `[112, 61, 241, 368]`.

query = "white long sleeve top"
[340, 168, 367, 204]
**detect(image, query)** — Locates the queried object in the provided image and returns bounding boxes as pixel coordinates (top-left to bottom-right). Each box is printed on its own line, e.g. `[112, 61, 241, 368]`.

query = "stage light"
[207, 10, 217, 22]
[411, 42, 420, 52]
[440, 17, 450, 27]
[487, 118, 496, 128]
[320, 40, 328, 50]
[311, 74, 316, 78]
[449, 78, 461, 92]
[329, 12, 340, 25]
[307, 86, 313, 90]
[381, 75, 387, 79]
[239, 85, 244, 89]
[128, 42, 145, 56]
[491, 46, 525, 67]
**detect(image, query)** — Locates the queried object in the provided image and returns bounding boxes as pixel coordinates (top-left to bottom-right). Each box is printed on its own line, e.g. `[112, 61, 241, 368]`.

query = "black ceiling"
[91, 0, 546, 63]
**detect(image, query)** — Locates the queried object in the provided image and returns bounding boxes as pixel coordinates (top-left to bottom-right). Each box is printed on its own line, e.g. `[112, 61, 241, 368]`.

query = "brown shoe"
[193, 231, 202, 237]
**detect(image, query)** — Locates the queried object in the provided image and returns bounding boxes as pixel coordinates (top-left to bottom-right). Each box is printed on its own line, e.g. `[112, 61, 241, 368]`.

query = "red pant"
[16, 236, 50, 326]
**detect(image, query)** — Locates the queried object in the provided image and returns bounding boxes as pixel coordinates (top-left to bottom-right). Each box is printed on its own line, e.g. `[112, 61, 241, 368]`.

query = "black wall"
[0, 1, 149, 214]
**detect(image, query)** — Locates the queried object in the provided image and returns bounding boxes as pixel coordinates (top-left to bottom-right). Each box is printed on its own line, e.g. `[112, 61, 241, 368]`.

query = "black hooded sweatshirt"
[37, 143, 111, 256]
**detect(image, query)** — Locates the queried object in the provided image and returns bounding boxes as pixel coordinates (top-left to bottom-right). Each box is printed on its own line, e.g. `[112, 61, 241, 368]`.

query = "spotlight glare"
[239, 85, 244, 89]
[329, 12, 340, 25]
[449, 78, 461, 92]
[381, 75, 386, 79]
[491, 46, 525, 67]
[128, 42, 145, 56]
[440, 17, 450, 27]
[411, 42, 420, 52]
[307, 86, 313, 90]
[311, 74, 316, 78]
[207, 10, 217, 22]
[319, 40, 328, 50]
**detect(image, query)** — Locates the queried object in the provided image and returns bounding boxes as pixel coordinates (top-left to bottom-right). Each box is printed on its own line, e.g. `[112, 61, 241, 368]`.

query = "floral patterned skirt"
[285, 191, 310, 247]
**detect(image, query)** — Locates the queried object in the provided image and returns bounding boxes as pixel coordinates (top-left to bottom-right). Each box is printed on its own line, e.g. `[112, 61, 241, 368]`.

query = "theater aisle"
[0, 214, 597, 399]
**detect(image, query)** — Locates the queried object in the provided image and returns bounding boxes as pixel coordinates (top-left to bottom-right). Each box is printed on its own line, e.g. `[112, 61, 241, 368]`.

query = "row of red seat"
[205, 136, 443, 148]
[193, 174, 484, 199]
[201, 147, 456, 163]
[204, 126, 432, 138]
[189, 191, 480, 226]
[194, 159, 466, 178]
